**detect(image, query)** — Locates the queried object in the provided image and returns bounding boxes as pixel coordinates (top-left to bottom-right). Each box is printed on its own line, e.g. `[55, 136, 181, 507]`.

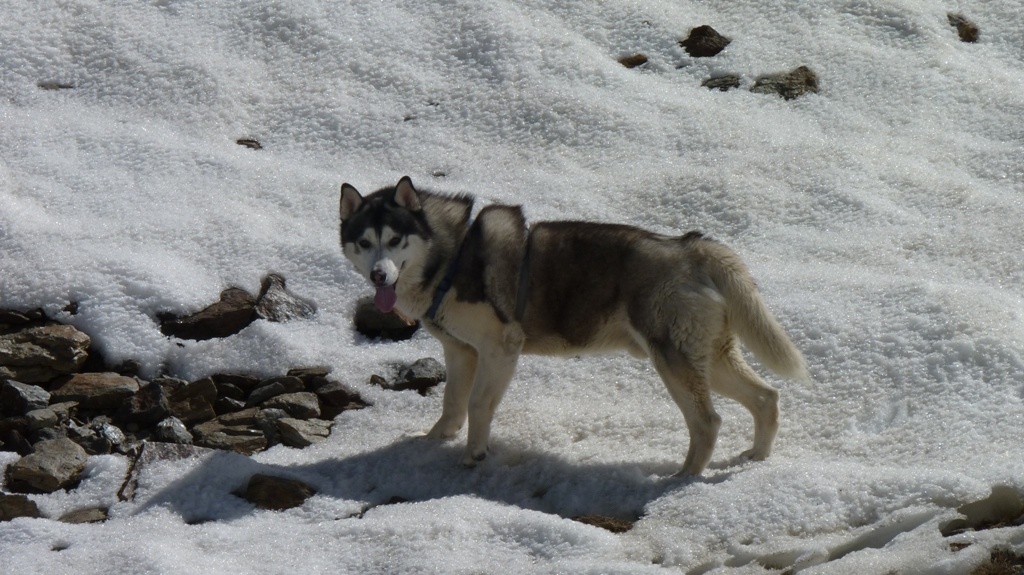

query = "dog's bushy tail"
[703, 243, 809, 381]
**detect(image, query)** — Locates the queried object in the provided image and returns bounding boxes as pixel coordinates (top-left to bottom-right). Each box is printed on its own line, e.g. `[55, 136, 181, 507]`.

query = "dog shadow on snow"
[133, 435, 742, 524]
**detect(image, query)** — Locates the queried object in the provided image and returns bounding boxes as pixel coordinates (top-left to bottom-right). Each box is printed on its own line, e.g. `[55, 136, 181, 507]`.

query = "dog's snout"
[370, 269, 388, 286]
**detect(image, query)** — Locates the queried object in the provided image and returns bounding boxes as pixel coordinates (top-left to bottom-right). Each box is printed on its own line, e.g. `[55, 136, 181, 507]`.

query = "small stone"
[262, 392, 320, 419]
[1, 380, 51, 416]
[6, 437, 89, 493]
[314, 380, 368, 419]
[192, 415, 267, 455]
[59, 507, 108, 524]
[240, 474, 317, 510]
[948, 13, 979, 43]
[277, 418, 332, 447]
[153, 416, 193, 444]
[119, 381, 171, 426]
[702, 75, 742, 92]
[574, 514, 636, 533]
[679, 25, 731, 57]
[37, 81, 75, 90]
[750, 66, 819, 100]
[236, 138, 262, 150]
[393, 358, 447, 395]
[255, 274, 317, 322]
[618, 53, 648, 69]
[0, 493, 42, 521]
[25, 408, 59, 431]
[214, 396, 247, 415]
[159, 287, 258, 341]
[353, 297, 420, 341]
[247, 376, 304, 407]
[50, 373, 140, 410]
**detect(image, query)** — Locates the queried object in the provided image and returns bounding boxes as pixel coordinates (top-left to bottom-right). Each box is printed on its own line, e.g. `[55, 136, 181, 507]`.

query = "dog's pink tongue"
[374, 285, 398, 313]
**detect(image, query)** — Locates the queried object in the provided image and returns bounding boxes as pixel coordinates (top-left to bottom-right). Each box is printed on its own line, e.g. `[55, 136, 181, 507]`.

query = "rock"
[353, 296, 420, 341]
[212, 373, 262, 394]
[1, 380, 51, 416]
[618, 53, 648, 68]
[59, 507, 108, 524]
[6, 437, 89, 493]
[236, 138, 262, 150]
[394, 358, 447, 395]
[25, 408, 59, 431]
[153, 416, 193, 444]
[214, 381, 245, 401]
[0, 493, 42, 521]
[214, 396, 246, 415]
[0, 324, 91, 383]
[750, 66, 819, 100]
[119, 381, 171, 426]
[0, 308, 46, 331]
[50, 373, 140, 410]
[314, 380, 369, 419]
[159, 287, 257, 340]
[573, 514, 636, 533]
[118, 441, 214, 502]
[37, 81, 75, 91]
[246, 376, 304, 407]
[277, 418, 332, 447]
[167, 377, 217, 425]
[192, 409, 268, 454]
[948, 13, 979, 43]
[68, 419, 127, 455]
[702, 75, 742, 92]
[239, 474, 317, 510]
[679, 25, 731, 57]
[1, 427, 33, 455]
[262, 392, 320, 419]
[255, 274, 317, 322]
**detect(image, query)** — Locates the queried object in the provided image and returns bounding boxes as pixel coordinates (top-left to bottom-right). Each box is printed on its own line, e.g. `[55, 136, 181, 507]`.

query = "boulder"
[0, 324, 91, 383]
[262, 392, 320, 419]
[6, 437, 89, 493]
[50, 373, 139, 410]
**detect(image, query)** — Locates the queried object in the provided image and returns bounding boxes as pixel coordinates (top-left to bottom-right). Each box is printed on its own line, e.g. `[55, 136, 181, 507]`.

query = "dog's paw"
[461, 449, 488, 468]
[738, 447, 770, 462]
[425, 418, 462, 440]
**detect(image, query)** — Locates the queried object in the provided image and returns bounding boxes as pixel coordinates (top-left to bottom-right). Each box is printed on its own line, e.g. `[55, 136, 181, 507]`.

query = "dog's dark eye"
[387, 237, 402, 248]
[358, 239, 372, 249]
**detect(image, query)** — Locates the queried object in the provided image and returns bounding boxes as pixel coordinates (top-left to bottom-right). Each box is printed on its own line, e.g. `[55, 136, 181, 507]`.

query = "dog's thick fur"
[339, 176, 808, 476]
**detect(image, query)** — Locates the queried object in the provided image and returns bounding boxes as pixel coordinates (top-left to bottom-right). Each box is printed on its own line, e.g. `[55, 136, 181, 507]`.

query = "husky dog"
[339, 176, 807, 476]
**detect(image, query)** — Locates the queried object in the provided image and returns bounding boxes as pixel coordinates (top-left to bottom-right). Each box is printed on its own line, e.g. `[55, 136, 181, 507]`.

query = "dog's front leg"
[462, 345, 520, 467]
[426, 336, 478, 439]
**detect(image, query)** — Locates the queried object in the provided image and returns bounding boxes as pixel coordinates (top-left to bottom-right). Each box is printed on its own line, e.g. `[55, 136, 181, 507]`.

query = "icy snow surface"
[2, 0, 1023, 573]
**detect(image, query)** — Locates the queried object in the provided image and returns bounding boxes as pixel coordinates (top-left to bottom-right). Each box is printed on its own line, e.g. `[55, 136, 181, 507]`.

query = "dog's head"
[339, 176, 431, 313]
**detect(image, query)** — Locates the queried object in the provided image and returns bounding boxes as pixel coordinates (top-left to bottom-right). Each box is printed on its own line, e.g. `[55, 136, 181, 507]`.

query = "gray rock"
[153, 416, 193, 444]
[277, 418, 332, 448]
[6, 437, 89, 493]
[255, 274, 317, 322]
[314, 380, 369, 419]
[120, 381, 170, 426]
[1, 380, 51, 416]
[0, 493, 42, 521]
[192, 410, 268, 455]
[25, 408, 59, 431]
[246, 376, 304, 407]
[50, 373, 140, 410]
[59, 507, 108, 524]
[0, 324, 91, 383]
[239, 474, 317, 510]
[393, 357, 447, 395]
[750, 66, 820, 100]
[262, 392, 320, 419]
[702, 75, 742, 92]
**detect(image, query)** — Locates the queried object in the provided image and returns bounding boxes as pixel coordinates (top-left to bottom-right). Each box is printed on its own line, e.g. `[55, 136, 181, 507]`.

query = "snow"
[2, 0, 1024, 573]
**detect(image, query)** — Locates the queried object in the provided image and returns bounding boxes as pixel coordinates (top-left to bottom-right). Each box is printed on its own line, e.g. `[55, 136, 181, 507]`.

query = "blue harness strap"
[424, 252, 461, 321]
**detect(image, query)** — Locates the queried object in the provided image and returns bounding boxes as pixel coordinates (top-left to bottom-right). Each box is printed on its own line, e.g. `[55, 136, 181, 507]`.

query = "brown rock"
[159, 287, 257, 340]
[353, 297, 419, 341]
[167, 377, 217, 425]
[262, 392, 320, 419]
[277, 418, 332, 447]
[0, 493, 42, 520]
[6, 437, 89, 493]
[0, 324, 91, 383]
[679, 25, 731, 57]
[59, 507, 108, 524]
[246, 376, 304, 407]
[618, 54, 648, 69]
[240, 474, 316, 510]
[50, 373, 140, 410]
[948, 13, 979, 43]
[255, 274, 317, 322]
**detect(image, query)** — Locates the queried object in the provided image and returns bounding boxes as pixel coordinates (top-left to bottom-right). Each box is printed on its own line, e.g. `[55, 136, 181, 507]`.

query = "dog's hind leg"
[651, 348, 721, 477]
[426, 335, 478, 440]
[461, 345, 520, 467]
[710, 341, 780, 461]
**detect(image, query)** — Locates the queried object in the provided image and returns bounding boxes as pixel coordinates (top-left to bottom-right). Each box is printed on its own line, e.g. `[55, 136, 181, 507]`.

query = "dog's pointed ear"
[394, 176, 422, 211]
[339, 183, 363, 221]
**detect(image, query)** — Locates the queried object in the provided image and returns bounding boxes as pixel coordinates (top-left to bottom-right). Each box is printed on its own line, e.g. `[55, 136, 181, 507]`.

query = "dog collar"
[424, 235, 468, 321]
